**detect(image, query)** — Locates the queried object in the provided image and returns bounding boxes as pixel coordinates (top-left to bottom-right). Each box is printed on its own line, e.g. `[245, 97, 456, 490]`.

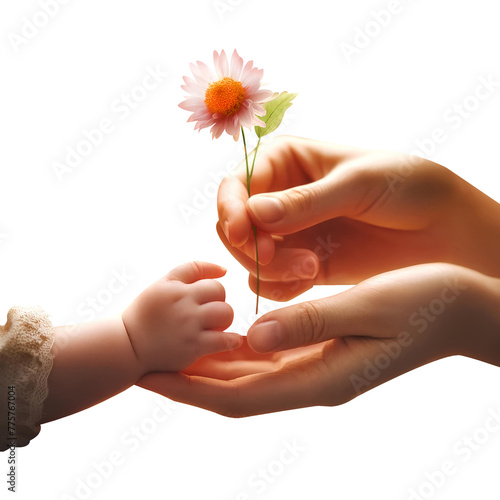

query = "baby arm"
[40, 262, 241, 424]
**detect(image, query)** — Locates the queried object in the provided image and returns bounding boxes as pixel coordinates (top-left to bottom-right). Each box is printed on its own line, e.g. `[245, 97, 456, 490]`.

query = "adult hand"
[137, 263, 500, 416]
[217, 136, 500, 300]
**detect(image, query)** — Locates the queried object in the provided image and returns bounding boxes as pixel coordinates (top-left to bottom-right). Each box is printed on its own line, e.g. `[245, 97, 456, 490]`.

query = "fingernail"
[223, 219, 231, 243]
[290, 253, 319, 279]
[249, 320, 283, 352]
[249, 196, 285, 223]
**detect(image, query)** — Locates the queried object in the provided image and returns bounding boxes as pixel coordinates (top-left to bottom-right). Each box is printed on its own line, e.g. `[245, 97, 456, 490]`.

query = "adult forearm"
[451, 173, 500, 278]
[458, 273, 500, 367]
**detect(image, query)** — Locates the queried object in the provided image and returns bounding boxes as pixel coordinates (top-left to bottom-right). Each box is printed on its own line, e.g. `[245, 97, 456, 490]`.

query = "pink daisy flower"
[179, 49, 274, 141]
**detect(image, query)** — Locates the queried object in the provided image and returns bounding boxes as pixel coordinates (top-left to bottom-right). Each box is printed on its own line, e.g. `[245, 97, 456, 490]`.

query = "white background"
[1, 0, 500, 499]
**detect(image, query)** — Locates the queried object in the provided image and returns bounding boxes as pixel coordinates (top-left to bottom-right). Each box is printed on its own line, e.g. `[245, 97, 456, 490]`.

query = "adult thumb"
[246, 290, 378, 353]
[246, 172, 357, 234]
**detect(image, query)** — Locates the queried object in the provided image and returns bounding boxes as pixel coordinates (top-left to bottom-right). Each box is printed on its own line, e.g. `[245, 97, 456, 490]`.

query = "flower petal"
[224, 117, 236, 138]
[189, 62, 211, 85]
[182, 75, 196, 87]
[242, 72, 264, 94]
[240, 60, 254, 82]
[230, 49, 244, 81]
[187, 109, 212, 122]
[246, 89, 274, 103]
[195, 60, 215, 82]
[194, 119, 213, 131]
[252, 114, 266, 127]
[181, 80, 206, 96]
[211, 121, 226, 139]
[218, 49, 229, 77]
[236, 107, 255, 128]
[178, 97, 205, 112]
[252, 103, 266, 116]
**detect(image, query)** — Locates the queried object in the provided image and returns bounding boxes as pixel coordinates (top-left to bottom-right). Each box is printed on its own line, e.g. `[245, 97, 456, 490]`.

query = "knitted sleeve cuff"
[0, 306, 55, 451]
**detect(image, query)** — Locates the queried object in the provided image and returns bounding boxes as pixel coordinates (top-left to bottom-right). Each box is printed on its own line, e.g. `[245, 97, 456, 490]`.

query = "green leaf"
[254, 91, 297, 138]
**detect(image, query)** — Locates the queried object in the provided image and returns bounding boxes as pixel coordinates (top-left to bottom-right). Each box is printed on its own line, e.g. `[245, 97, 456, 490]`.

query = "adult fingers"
[246, 262, 469, 353]
[246, 149, 437, 236]
[217, 223, 319, 281]
[138, 333, 433, 417]
[217, 136, 317, 246]
[235, 227, 276, 266]
[137, 357, 331, 417]
[216, 221, 275, 267]
[246, 288, 386, 353]
[246, 169, 363, 236]
[217, 176, 253, 247]
[183, 355, 277, 380]
[183, 341, 325, 380]
[248, 274, 315, 301]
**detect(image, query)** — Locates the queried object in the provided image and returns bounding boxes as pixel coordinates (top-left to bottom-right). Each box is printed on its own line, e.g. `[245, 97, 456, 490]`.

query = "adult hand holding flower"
[154, 55, 500, 419]
[217, 136, 500, 300]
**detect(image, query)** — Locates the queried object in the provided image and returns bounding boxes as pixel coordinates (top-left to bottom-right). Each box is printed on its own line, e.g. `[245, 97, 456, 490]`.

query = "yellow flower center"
[205, 77, 246, 116]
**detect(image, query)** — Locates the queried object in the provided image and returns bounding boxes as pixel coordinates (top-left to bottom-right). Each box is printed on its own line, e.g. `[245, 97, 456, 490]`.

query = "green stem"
[250, 136, 261, 177]
[241, 127, 251, 200]
[241, 127, 260, 314]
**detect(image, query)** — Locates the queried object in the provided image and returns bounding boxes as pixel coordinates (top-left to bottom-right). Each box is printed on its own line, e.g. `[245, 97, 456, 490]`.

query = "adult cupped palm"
[137, 136, 500, 416]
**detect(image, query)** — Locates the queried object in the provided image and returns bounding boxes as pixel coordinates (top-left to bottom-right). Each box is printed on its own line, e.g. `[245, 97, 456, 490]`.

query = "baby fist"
[122, 262, 242, 373]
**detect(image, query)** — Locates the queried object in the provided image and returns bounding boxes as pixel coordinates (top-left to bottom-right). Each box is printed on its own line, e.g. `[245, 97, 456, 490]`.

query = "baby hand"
[122, 262, 242, 373]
